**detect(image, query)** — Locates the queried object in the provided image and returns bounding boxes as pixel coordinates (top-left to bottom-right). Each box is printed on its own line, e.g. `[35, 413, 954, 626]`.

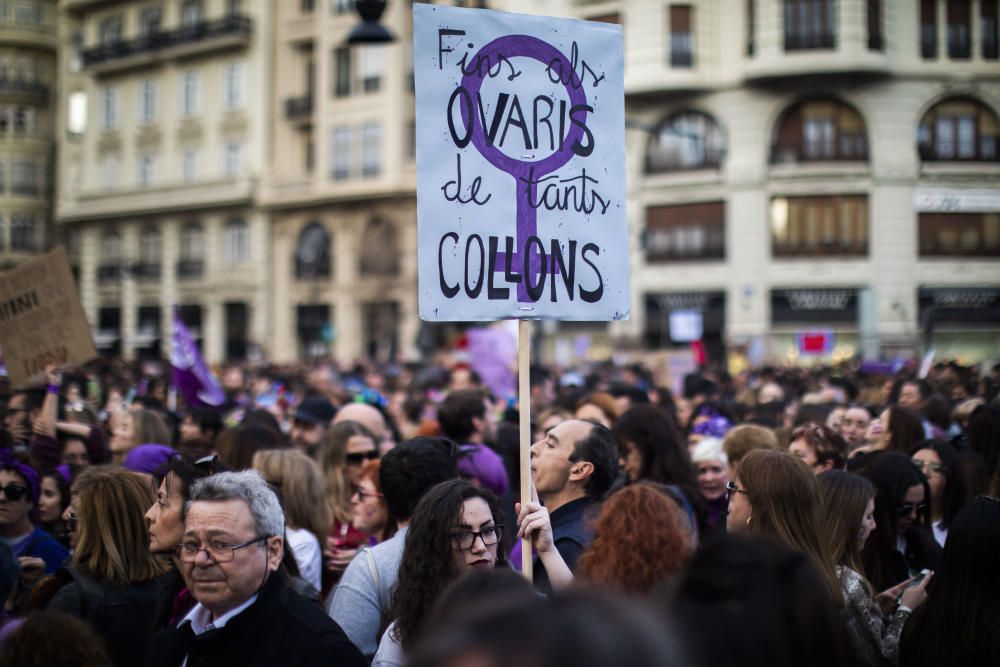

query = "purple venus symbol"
[459, 35, 588, 305]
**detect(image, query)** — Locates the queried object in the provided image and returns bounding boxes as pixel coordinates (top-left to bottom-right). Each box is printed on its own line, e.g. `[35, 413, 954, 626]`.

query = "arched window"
[223, 218, 249, 263]
[359, 218, 399, 277]
[918, 97, 999, 162]
[295, 222, 331, 279]
[771, 99, 868, 163]
[645, 111, 725, 173]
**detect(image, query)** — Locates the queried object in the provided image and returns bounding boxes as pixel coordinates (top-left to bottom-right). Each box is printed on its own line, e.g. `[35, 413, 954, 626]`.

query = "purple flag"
[170, 308, 224, 407]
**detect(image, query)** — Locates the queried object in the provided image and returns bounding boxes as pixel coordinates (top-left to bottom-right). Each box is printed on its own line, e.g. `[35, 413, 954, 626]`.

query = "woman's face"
[38, 476, 63, 523]
[618, 441, 643, 483]
[574, 404, 610, 429]
[344, 435, 377, 486]
[351, 475, 388, 536]
[788, 438, 819, 468]
[858, 498, 876, 549]
[675, 398, 693, 429]
[726, 476, 752, 532]
[450, 497, 499, 573]
[896, 483, 925, 536]
[911, 448, 946, 504]
[62, 439, 90, 468]
[145, 473, 186, 554]
[695, 460, 728, 501]
[110, 412, 134, 453]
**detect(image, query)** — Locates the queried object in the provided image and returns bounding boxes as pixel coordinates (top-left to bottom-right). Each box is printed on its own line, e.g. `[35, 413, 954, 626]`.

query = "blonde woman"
[252, 449, 330, 592]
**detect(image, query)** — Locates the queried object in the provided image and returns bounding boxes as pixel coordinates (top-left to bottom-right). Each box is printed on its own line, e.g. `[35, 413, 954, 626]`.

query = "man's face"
[180, 415, 202, 442]
[291, 420, 324, 451]
[898, 383, 924, 410]
[3, 394, 29, 437]
[0, 469, 32, 530]
[180, 499, 282, 618]
[530, 420, 592, 497]
[839, 408, 870, 448]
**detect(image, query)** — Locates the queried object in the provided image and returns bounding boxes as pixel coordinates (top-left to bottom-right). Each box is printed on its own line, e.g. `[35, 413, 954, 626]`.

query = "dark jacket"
[143, 571, 367, 667]
[533, 497, 597, 595]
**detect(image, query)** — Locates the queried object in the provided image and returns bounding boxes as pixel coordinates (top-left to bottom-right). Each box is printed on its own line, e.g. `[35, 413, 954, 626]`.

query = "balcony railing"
[97, 264, 121, 283]
[285, 94, 314, 121]
[176, 259, 204, 280]
[0, 79, 48, 101]
[784, 31, 836, 51]
[82, 15, 253, 67]
[134, 262, 161, 281]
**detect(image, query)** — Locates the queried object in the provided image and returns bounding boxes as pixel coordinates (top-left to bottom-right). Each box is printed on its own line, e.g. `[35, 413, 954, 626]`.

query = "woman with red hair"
[576, 484, 694, 596]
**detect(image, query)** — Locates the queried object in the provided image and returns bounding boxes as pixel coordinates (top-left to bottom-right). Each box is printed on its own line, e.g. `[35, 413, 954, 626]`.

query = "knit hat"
[123, 444, 176, 475]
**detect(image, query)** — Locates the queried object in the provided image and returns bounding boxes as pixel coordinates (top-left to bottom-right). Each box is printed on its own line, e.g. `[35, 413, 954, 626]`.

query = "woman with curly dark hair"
[577, 483, 693, 596]
[373, 479, 564, 666]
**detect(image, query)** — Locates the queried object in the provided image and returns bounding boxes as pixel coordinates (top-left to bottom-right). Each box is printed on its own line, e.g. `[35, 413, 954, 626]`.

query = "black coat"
[143, 572, 366, 667]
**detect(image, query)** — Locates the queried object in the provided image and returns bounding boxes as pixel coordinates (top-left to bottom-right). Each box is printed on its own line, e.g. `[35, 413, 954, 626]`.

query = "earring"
[746, 514, 752, 526]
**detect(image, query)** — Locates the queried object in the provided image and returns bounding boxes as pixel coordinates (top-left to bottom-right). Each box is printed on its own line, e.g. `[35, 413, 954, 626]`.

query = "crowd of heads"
[0, 354, 996, 665]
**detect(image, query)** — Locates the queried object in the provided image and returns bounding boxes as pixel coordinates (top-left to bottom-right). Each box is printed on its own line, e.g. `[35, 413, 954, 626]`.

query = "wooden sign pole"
[518, 319, 533, 580]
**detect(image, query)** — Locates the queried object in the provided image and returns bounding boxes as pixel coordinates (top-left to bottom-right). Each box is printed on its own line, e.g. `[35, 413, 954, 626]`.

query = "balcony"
[285, 94, 313, 123]
[0, 79, 48, 104]
[133, 262, 161, 281]
[82, 15, 252, 74]
[176, 259, 204, 280]
[97, 264, 121, 283]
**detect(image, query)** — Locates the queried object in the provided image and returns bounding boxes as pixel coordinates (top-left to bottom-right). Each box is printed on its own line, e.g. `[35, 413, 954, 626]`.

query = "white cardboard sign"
[414, 4, 628, 321]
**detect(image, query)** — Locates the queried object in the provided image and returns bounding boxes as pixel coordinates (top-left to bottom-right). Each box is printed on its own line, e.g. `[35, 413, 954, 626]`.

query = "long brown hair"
[72, 467, 166, 586]
[320, 420, 376, 524]
[817, 470, 876, 578]
[253, 449, 331, 550]
[737, 449, 841, 602]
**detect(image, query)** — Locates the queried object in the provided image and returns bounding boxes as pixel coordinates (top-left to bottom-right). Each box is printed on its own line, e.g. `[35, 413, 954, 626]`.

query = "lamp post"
[348, 0, 394, 45]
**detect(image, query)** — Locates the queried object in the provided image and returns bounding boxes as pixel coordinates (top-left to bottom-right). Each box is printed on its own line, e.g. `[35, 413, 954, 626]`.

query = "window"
[223, 219, 250, 263]
[359, 46, 383, 92]
[100, 86, 119, 130]
[331, 126, 350, 180]
[867, 0, 883, 50]
[947, 0, 971, 58]
[101, 230, 122, 263]
[14, 1, 38, 24]
[669, 5, 694, 67]
[138, 152, 155, 187]
[138, 79, 157, 124]
[223, 61, 245, 110]
[140, 6, 162, 36]
[100, 16, 123, 45]
[302, 0, 315, 12]
[921, 0, 938, 58]
[139, 227, 162, 268]
[0, 217, 5, 251]
[181, 71, 200, 117]
[102, 155, 119, 191]
[227, 0, 242, 16]
[10, 213, 34, 251]
[180, 223, 204, 261]
[770, 195, 869, 257]
[646, 111, 725, 173]
[918, 98, 999, 161]
[68, 91, 87, 135]
[771, 99, 867, 163]
[784, 0, 836, 50]
[747, 0, 755, 55]
[362, 123, 381, 177]
[182, 148, 198, 182]
[984, 0, 999, 59]
[332, 0, 353, 14]
[223, 142, 243, 178]
[11, 160, 37, 195]
[645, 202, 725, 262]
[920, 213, 1000, 257]
[360, 218, 399, 276]
[333, 47, 351, 97]
[0, 161, 5, 193]
[295, 222, 331, 278]
[181, 0, 203, 27]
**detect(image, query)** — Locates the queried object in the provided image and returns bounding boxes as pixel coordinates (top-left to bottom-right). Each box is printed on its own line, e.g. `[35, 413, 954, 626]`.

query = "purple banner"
[467, 327, 517, 401]
[170, 308, 224, 407]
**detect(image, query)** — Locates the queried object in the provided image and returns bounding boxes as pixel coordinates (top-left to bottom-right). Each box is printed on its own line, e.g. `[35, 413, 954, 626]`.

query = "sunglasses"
[897, 502, 928, 517]
[0, 483, 28, 502]
[345, 451, 379, 465]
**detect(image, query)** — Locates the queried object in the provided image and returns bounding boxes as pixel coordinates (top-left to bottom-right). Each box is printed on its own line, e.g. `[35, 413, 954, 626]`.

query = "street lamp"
[347, 0, 394, 45]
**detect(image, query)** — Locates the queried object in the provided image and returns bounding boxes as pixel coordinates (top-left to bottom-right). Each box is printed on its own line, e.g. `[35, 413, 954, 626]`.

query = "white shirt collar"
[179, 594, 258, 635]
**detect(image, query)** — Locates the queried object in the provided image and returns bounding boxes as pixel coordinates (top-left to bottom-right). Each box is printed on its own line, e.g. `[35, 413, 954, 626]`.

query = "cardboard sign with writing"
[0, 247, 96, 387]
[414, 4, 628, 321]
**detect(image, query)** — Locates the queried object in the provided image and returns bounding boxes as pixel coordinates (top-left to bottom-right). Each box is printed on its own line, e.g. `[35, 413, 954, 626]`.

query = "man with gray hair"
[144, 470, 365, 667]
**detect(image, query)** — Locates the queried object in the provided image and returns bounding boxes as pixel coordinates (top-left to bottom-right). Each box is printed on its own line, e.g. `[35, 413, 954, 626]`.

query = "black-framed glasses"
[726, 481, 748, 502]
[345, 451, 379, 465]
[897, 502, 928, 517]
[911, 459, 945, 475]
[176, 536, 269, 563]
[449, 525, 503, 551]
[351, 485, 384, 500]
[0, 483, 28, 502]
[194, 455, 225, 476]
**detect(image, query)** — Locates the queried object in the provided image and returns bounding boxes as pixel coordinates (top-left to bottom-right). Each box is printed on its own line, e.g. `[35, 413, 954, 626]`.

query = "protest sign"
[0, 247, 96, 387]
[414, 4, 628, 322]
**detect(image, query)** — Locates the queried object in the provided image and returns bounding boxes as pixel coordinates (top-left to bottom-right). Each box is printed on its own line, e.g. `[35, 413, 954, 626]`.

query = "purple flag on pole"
[170, 308, 225, 407]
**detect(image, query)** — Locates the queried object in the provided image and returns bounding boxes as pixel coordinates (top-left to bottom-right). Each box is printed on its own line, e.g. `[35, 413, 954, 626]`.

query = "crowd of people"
[0, 354, 998, 666]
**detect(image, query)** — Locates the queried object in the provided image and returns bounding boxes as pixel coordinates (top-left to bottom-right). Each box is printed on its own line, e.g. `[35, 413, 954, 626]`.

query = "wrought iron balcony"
[285, 94, 314, 121]
[82, 15, 252, 68]
[97, 264, 121, 283]
[0, 79, 48, 101]
[176, 259, 204, 280]
[133, 262, 161, 281]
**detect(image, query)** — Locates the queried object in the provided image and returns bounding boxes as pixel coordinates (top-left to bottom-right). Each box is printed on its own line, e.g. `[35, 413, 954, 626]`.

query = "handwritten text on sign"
[414, 4, 628, 321]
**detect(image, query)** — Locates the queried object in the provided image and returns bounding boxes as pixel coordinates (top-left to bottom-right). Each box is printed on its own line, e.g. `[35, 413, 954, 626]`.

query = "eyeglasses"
[0, 483, 28, 502]
[449, 525, 503, 551]
[911, 459, 945, 475]
[351, 486, 384, 500]
[726, 481, 748, 502]
[345, 451, 379, 465]
[176, 536, 269, 563]
[897, 502, 928, 517]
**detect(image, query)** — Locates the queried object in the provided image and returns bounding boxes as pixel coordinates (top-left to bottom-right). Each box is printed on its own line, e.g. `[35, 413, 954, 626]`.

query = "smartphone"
[906, 569, 931, 588]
